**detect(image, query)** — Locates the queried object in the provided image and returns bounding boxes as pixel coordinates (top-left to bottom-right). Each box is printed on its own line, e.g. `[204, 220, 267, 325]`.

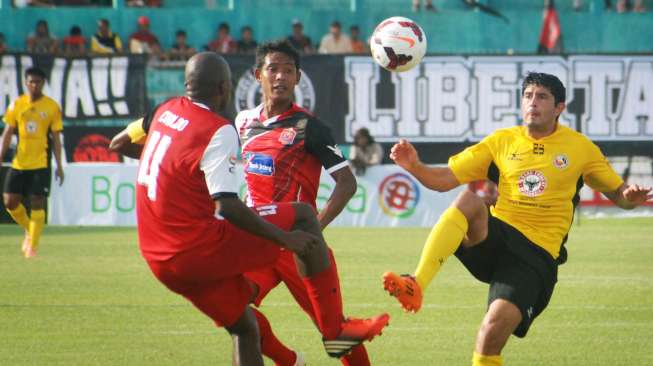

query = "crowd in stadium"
[0, 16, 370, 60]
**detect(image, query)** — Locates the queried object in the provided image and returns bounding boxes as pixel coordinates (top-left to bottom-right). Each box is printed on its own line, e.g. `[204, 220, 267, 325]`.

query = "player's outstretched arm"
[216, 196, 319, 256]
[390, 139, 460, 192]
[603, 183, 653, 210]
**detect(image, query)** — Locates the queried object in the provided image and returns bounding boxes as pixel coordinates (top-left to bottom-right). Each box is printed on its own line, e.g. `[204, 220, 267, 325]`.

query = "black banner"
[0, 54, 147, 120]
[226, 54, 653, 164]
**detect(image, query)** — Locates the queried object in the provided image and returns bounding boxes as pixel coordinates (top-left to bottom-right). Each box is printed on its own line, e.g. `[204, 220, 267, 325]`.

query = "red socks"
[342, 344, 370, 366]
[252, 307, 297, 366]
[302, 249, 344, 340]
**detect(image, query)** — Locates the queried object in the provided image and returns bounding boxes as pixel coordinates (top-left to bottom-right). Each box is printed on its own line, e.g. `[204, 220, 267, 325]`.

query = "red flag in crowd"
[538, 0, 563, 53]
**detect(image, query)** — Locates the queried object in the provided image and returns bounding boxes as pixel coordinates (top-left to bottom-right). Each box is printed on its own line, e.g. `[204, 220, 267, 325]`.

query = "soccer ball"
[370, 17, 427, 72]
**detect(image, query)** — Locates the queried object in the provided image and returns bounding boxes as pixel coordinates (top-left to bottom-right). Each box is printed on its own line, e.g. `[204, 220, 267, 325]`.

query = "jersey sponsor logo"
[246, 153, 275, 176]
[234, 69, 316, 113]
[518, 170, 547, 197]
[327, 144, 344, 158]
[378, 172, 420, 218]
[26, 121, 38, 134]
[278, 128, 297, 145]
[553, 154, 569, 169]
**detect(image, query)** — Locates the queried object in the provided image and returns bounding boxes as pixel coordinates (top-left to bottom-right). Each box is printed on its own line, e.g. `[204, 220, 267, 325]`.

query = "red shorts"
[146, 203, 296, 327]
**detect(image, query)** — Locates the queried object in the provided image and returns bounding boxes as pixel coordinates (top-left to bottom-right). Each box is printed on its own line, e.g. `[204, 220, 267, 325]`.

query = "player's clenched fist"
[390, 139, 420, 172]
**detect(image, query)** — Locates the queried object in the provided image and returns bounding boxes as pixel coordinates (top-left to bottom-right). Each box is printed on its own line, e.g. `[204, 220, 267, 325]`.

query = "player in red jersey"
[113, 52, 389, 366]
[234, 39, 373, 366]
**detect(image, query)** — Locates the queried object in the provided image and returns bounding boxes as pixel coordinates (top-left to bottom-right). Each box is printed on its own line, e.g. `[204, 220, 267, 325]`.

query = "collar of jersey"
[520, 122, 564, 142]
[257, 103, 309, 126]
[188, 97, 210, 111]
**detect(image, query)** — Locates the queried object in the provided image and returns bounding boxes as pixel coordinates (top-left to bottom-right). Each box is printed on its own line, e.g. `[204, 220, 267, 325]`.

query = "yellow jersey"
[3, 94, 63, 170]
[449, 124, 623, 259]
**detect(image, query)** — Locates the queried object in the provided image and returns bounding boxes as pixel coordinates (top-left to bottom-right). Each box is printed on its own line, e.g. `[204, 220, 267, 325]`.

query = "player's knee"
[226, 307, 260, 338]
[453, 190, 486, 223]
[3, 195, 19, 210]
[30, 196, 45, 210]
[291, 202, 319, 230]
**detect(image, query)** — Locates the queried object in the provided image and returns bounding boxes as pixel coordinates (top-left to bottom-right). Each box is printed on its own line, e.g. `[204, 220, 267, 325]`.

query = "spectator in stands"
[207, 22, 237, 54]
[236, 26, 257, 54]
[126, 0, 162, 6]
[26, 20, 59, 54]
[287, 19, 313, 54]
[349, 25, 368, 54]
[318, 21, 352, 54]
[412, 0, 436, 12]
[168, 29, 196, 61]
[129, 15, 162, 57]
[0, 33, 7, 54]
[349, 127, 383, 176]
[13, 0, 54, 7]
[62, 25, 86, 56]
[91, 19, 123, 54]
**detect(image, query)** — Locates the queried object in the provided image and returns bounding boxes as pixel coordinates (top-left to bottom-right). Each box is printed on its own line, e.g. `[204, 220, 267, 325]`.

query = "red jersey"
[235, 103, 349, 208]
[136, 97, 240, 261]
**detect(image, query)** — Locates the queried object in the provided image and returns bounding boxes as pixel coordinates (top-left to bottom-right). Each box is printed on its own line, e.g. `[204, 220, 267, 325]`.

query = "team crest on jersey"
[234, 69, 316, 113]
[517, 170, 547, 197]
[552, 154, 569, 169]
[246, 153, 274, 176]
[278, 128, 297, 145]
[26, 121, 38, 134]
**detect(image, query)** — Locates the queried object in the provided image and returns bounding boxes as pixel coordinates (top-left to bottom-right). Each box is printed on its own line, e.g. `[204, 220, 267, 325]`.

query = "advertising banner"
[48, 163, 464, 227]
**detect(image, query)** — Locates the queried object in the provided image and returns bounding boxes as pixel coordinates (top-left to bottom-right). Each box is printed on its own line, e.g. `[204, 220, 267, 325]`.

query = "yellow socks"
[29, 209, 46, 251]
[7, 204, 30, 231]
[414, 206, 468, 290]
[472, 352, 502, 366]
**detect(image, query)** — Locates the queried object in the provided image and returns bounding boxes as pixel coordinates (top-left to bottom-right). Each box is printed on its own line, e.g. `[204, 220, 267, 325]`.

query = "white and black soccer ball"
[370, 16, 427, 72]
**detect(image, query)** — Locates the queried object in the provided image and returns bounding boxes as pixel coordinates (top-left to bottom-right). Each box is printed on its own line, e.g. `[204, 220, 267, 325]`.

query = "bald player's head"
[184, 52, 232, 110]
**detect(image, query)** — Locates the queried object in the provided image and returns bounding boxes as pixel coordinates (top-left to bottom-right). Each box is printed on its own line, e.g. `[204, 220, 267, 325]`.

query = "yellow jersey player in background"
[0, 67, 64, 258]
[382, 72, 652, 366]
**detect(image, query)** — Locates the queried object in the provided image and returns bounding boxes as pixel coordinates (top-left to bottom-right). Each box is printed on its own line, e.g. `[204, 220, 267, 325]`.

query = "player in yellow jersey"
[0, 67, 64, 258]
[382, 72, 652, 366]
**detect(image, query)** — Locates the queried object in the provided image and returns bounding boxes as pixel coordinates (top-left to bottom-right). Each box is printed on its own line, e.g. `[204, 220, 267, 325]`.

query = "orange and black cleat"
[382, 272, 423, 313]
[323, 313, 390, 358]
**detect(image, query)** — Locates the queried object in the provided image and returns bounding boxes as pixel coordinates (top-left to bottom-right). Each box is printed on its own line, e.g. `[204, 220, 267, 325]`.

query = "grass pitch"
[1, 218, 652, 365]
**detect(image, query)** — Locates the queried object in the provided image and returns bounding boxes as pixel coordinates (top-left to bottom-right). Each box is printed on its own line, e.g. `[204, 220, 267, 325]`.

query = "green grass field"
[1, 218, 652, 365]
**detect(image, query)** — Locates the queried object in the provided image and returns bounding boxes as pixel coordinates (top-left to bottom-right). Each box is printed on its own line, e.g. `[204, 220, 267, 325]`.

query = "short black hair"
[241, 25, 253, 33]
[176, 29, 186, 37]
[218, 22, 230, 32]
[37, 19, 47, 28]
[255, 39, 300, 71]
[99, 18, 110, 27]
[522, 72, 566, 105]
[331, 21, 341, 29]
[25, 67, 47, 80]
[70, 25, 82, 36]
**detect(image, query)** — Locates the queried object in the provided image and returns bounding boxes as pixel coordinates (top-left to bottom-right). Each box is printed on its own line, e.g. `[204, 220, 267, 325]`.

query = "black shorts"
[3, 168, 51, 197]
[454, 213, 558, 338]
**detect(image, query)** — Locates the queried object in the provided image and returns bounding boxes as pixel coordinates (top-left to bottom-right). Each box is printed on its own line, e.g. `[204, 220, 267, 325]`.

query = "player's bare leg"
[473, 299, 521, 366]
[225, 306, 264, 366]
[290, 202, 389, 358]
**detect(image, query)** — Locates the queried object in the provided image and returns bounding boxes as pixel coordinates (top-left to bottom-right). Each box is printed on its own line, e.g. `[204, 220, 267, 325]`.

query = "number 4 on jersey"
[137, 131, 172, 201]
